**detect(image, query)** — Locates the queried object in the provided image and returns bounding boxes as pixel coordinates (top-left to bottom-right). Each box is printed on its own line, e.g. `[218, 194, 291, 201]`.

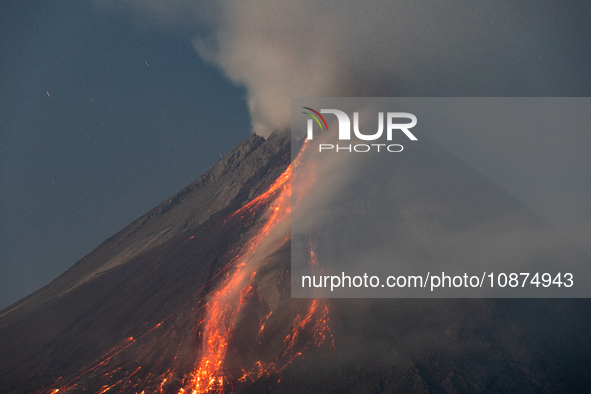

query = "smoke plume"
[95, 0, 591, 256]
[98, 0, 584, 137]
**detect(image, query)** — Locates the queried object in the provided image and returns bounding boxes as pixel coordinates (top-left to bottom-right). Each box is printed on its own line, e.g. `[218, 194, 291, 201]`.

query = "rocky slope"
[0, 131, 589, 393]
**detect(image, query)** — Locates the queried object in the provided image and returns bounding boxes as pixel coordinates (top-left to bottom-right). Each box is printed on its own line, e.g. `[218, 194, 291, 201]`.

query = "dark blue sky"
[0, 1, 250, 309]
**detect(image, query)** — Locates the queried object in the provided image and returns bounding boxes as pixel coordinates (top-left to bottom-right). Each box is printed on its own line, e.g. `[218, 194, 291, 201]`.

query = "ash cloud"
[189, 0, 555, 137]
[96, 0, 591, 256]
[97, 0, 584, 136]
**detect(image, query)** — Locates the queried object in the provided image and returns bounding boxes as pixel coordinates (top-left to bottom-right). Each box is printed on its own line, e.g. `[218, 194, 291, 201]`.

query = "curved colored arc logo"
[302, 107, 328, 131]
[302, 112, 324, 131]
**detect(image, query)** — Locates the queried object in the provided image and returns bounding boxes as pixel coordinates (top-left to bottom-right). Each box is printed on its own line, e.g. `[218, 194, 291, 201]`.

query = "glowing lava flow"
[39, 140, 332, 394]
[182, 163, 293, 393]
[182, 140, 331, 392]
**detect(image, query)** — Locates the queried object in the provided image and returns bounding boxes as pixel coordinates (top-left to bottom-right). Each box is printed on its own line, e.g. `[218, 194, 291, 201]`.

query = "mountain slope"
[0, 131, 589, 394]
[0, 132, 291, 392]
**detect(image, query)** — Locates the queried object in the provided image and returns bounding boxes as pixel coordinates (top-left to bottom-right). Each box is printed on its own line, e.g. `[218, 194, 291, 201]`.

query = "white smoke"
[189, 0, 533, 137]
[95, 0, 591, 256]
[97, 0, 561, 137]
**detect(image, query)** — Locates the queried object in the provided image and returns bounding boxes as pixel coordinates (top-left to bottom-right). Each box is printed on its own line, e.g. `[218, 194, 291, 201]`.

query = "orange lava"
[183, 150, 294, 393]
[40, 139, 332, 394]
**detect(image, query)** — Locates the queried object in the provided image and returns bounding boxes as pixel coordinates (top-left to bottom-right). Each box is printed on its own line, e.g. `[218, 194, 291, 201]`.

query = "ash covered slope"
[0, 132, 286, 325]
[0, 132, 290, 393]
[0, 131, 589, 393]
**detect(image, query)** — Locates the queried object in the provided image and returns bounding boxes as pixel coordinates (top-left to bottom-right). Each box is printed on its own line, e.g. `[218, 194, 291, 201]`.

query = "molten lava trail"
[183, 140, 330, 393]
[183, 162, 293, 393]
[40, 140, 332, 394]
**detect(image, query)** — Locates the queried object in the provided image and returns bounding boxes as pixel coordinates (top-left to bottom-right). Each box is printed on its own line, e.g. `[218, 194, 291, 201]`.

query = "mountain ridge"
[0, 130, 589, 393]
[0, 132, 289, 324]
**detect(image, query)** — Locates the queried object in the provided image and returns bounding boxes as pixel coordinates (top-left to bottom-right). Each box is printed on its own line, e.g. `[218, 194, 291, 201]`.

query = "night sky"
[1, 1, 250, 309]
[1, 1, 591, 310]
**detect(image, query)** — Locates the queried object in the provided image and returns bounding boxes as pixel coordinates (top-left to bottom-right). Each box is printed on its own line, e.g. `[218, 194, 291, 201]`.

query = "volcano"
[0, 131, 590, 393]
